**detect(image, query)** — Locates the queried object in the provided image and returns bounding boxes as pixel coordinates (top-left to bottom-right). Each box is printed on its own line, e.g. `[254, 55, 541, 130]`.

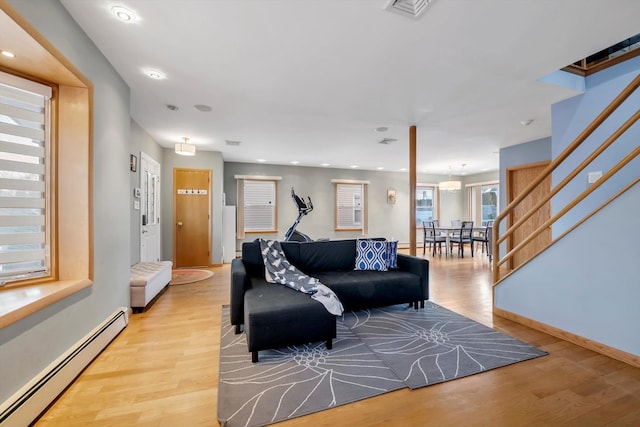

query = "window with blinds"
[0, 73, 51, 285]
[243, 179, 276, 232]
[335, 182, 366, 231]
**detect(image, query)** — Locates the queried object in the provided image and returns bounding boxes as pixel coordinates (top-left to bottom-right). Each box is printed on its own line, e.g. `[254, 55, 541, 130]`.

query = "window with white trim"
[334, 181, 368, 232]
[416, 184, 439, 226]
[235, 176, 280, 237]
[0, 73, 51, 285]
[243, 179, 276, 231]
[468, 181, 499, 225]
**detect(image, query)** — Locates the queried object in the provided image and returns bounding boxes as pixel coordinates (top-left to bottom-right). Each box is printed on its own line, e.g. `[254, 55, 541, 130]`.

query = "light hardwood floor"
[35, 250, 640, 426]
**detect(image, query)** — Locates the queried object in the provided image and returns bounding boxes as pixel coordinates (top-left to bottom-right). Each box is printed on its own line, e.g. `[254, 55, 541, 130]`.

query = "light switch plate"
[133, 200, 140, 210]
[587, 171, 602, 184]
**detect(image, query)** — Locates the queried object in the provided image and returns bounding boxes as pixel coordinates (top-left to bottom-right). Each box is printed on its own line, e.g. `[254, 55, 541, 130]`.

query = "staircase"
[491, 72, 640, 367]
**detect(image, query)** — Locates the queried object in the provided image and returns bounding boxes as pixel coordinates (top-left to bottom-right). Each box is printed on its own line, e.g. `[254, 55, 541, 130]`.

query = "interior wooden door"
[173, 168, 211, 268]
[507, 162, 552, 269]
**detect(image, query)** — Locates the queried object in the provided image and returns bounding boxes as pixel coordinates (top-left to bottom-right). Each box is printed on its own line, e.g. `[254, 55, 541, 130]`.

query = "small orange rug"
[170, 269, 214, 285]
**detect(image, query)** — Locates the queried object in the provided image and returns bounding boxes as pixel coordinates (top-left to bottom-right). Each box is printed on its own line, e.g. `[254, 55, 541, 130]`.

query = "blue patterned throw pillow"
[386, 240, 398, 269]
[355, 239, 388, 271]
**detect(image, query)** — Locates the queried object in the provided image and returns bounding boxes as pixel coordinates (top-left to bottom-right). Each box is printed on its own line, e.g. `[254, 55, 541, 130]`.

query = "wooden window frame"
[332, 179, 369, 233]
[235, 175, 281, 238]
[0, 4, 92, 329]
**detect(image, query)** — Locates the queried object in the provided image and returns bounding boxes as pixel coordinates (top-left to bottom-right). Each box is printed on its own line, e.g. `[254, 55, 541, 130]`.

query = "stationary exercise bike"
[283, 188, 314, 242]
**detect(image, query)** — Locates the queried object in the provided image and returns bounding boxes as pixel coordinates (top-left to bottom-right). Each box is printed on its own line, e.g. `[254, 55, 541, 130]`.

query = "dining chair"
[423, 221, 446, 256]
[473, 220, 493, 254]
[485, 225, 493, 262]
[449, 221, 474, 257]
[450, 219, 462, 238]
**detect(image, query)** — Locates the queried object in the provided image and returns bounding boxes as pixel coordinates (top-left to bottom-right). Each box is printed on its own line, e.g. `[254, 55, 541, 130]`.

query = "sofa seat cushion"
[244, 280, 336, 352]
[313, 270, 421, 311]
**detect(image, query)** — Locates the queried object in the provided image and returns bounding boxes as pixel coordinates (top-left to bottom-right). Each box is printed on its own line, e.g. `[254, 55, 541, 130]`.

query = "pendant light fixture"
[439, 165, 463, 192]
[175, 137, 196, 156]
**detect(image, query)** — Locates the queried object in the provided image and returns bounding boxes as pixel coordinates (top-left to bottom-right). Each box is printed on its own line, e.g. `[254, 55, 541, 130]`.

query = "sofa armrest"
[396, 253, 429, 301]
[230, 258, 251, 328]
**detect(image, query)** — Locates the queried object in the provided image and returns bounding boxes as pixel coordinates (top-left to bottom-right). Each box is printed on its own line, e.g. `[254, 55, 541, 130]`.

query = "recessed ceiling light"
[377, 166, 385, 170]
[194, 104, 212, 112]
[321, 163, 331, 167]
[1, 50, 16, 58]
[399, 168, 407, 172]
[256, 159, 266, 163]
[144, 69, 164, 80]
[375, 126, 388, 133]
[378, 138, 397, 145]
[290, 161, 300, 165]
[111, 6, 136, 22]
[520, 119, 534, 126]
[166, 104, 178, 111]
[350, 165, 358, 169]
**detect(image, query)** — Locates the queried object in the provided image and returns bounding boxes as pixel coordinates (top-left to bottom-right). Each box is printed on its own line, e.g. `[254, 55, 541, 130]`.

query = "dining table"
[435, 226, 487, 256]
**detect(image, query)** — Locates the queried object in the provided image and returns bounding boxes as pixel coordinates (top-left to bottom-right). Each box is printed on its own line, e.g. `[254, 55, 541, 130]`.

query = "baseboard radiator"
[0, 307, 129, 427]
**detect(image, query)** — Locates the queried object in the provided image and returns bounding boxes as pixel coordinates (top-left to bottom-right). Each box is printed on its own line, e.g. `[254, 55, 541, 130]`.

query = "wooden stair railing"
[492, 73, 640, 284]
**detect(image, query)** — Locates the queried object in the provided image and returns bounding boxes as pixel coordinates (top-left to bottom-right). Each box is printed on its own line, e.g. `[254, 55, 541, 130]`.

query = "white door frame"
[140, 152, 162, 262]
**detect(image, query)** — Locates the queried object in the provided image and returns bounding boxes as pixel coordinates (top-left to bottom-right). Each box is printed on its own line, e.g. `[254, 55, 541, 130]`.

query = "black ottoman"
[244, 281, 336, 363]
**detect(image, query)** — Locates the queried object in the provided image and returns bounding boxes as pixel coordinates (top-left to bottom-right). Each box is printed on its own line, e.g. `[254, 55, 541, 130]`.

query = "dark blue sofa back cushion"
[241, 239, 356, 275]
[297, 240, 356, 272]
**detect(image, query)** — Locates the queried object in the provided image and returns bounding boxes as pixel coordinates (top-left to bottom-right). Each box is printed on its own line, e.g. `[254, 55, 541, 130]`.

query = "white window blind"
[243, 179, 276, 231]
[336, 183, 364, 230]
[0, 73, 51, 284]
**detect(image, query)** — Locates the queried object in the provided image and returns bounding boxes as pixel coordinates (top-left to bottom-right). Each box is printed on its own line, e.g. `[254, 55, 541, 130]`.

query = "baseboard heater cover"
[0, 307, 129, 427]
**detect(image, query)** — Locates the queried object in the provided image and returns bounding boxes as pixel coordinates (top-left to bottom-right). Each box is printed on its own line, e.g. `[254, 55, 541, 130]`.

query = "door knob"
[177, 221, 183, 227]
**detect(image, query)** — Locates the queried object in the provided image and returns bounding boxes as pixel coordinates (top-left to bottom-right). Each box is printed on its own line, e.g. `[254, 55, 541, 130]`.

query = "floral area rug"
[217, 303, 547, 426]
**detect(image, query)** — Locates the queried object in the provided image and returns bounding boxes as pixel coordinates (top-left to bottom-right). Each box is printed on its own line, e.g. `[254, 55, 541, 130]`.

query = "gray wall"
[224, 162, 476, 248]
[1, 0, 131, 402]
[130, 120, 164, 266]
[161, 149, 225, 264]
[497, 137, 551, 255]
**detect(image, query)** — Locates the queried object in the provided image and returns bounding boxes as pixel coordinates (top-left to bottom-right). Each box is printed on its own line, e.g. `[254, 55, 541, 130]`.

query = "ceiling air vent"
[378, 138, 397, 145]
[225, 140, 241, 146]
[384, 0, 434, 19]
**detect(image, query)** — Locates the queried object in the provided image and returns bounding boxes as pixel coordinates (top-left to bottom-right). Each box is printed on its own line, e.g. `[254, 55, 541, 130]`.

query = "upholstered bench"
[130, 261, 173, 313]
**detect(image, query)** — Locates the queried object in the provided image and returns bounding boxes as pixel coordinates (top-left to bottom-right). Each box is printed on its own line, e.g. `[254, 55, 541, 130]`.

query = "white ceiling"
[60, 0, 640, 175]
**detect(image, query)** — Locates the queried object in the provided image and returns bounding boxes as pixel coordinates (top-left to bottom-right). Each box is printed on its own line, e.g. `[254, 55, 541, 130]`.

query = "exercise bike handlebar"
[291, 188, 313, 215]
[284, 187, 314, 242]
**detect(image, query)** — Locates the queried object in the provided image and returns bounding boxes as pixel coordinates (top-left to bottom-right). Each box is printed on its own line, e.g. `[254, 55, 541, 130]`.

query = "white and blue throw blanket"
[259, 239, 344, 316]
